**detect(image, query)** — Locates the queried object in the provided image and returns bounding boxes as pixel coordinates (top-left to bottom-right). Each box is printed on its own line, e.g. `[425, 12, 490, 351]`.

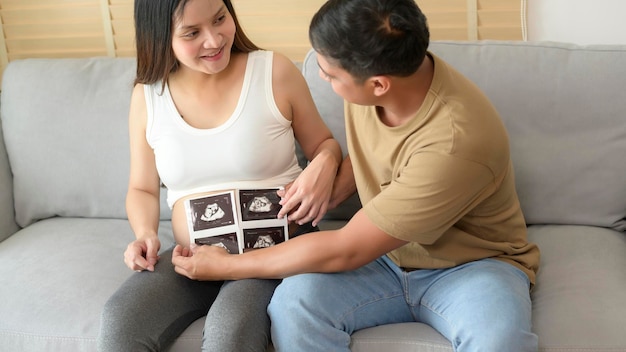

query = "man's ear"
[368, 75, 391, 97]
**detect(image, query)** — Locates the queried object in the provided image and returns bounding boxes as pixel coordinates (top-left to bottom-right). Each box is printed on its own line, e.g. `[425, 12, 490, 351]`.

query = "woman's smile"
[201, 46, 225, 62]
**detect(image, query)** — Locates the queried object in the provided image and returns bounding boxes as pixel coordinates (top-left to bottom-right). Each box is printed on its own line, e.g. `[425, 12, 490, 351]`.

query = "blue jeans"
[268, 256, 537, 352]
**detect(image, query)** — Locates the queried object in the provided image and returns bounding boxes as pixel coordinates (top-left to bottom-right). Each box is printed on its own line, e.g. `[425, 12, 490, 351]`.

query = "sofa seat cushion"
[0, 217, 182, 351]
[334, 224, 626, 352]
[351, 322, 452, 352]
[528, 225, 626, 350]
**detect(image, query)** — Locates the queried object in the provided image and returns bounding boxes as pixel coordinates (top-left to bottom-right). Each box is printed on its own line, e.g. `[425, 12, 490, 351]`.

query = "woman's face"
[171, 0, 236, 75]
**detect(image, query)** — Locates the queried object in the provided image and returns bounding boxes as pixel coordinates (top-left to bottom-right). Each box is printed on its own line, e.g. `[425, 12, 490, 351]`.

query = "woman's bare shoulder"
[271, 51, 302, 80]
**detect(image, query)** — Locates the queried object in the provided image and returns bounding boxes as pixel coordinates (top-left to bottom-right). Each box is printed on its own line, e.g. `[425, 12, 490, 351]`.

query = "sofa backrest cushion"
[1, 57, 171, 227]
[301, 51, 361, 221]
[428, 41, 626, 230]
[0, 117, 19, 240]
[302, 41, 626, 230]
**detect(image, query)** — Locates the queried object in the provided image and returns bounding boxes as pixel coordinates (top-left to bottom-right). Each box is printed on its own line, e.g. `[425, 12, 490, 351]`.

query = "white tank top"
[144, 51, 302, 208]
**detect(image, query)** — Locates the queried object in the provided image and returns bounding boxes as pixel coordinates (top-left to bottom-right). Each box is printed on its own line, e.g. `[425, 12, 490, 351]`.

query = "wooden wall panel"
[233, 0, 326, 61]
[109, 0, 134, 56]
[0, 0, 107, 63]
[477, 0, 523, 39]
[0, 0, 525, 81]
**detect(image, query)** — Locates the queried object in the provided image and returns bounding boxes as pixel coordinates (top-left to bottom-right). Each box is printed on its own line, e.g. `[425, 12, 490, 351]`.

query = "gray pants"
[97, 248, 279, 352]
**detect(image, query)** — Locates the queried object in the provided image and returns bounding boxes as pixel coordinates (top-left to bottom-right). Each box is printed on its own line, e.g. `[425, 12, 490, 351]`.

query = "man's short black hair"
[309, 0, 430, 82]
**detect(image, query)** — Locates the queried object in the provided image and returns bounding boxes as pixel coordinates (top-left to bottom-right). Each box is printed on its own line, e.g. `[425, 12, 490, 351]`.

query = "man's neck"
[377, 54, 434, 127]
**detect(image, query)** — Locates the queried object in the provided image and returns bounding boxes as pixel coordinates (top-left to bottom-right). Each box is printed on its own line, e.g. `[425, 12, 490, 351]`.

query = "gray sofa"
[1, 41, 625, 352]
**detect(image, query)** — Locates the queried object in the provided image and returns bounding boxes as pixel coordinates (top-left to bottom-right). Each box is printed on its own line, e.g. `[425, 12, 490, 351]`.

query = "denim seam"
[419, 297, 460, 347]
[337, 291, 406, 324]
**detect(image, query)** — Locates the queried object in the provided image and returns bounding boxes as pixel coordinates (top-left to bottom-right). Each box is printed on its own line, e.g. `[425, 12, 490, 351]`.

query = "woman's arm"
[271, 52, 342, 226]
[124, 84, 163, 272]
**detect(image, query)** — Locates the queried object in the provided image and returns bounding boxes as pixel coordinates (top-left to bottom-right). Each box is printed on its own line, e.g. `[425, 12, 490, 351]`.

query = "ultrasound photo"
[239, 189, 282, 221]
[243, 227, 286, 252]
[189, 193, 236, 231]
[195, 233, 239, 254]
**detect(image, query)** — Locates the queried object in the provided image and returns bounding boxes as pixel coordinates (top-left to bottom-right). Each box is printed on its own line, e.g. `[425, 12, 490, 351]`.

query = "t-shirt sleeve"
[364, 151, 497, 245]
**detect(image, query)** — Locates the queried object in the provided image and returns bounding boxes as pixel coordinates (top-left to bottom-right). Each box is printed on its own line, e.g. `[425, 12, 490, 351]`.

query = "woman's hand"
[123, 235, 161, 272]
[277, 149, 339, 226]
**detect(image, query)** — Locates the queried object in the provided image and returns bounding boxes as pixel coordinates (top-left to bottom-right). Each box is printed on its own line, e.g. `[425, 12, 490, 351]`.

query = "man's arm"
[172, 209, 407, 281]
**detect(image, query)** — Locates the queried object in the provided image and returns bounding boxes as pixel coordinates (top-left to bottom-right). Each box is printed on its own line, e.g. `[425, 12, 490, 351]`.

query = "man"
[172, 0, 540, 351]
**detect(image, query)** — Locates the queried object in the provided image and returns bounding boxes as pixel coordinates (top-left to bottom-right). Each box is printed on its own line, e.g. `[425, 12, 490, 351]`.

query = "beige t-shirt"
[345, 53, 539, 284]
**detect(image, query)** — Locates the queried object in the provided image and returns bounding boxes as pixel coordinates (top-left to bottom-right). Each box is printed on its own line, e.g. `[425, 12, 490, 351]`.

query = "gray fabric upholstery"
[528, 225, 626, 349]
[301, 53, 362, 221]
[0, 58, 171, 228]
[301, 53, 347, 158]
[0, 116, 19, 241]
[1, 42, 625, 351]
[0, 218, 177, 351]
[427, 41, 626, 230]
[351, 323, 453, 352]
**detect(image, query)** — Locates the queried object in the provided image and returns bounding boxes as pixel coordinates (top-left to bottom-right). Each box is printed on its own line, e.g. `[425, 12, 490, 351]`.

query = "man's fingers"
[278, 183, 293, 199]
[278, 184, 298, 208]
[172, 249, 187, 270]
[289, 200, 324, 224]
[312, 203, 328, 227]
[173, 263, 191, 278]
[172, 252, 198, 280]
[172, 245, 190, 262]
[172, 245, 195, 261]
[278, 195, 301, 218]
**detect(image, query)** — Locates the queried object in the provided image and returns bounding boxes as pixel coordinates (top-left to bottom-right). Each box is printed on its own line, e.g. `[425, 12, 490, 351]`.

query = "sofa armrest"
[0, 113, 20, 242]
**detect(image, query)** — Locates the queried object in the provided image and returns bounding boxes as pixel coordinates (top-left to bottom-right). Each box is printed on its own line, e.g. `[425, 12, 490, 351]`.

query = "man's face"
[316, 53, 373, 106]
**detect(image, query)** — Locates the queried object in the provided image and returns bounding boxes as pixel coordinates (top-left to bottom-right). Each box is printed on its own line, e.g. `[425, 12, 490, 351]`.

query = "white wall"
[528, 0, 626, 45]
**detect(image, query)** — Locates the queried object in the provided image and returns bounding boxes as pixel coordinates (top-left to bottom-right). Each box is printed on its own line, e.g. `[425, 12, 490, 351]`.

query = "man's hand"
[124, 235, 160, 272]
[171, 244, 232, 281]
[277, 150, 338, 226]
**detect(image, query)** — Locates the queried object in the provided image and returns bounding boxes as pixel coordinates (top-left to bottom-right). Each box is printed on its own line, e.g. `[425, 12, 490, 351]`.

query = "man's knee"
[269, 275, 322, 314]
